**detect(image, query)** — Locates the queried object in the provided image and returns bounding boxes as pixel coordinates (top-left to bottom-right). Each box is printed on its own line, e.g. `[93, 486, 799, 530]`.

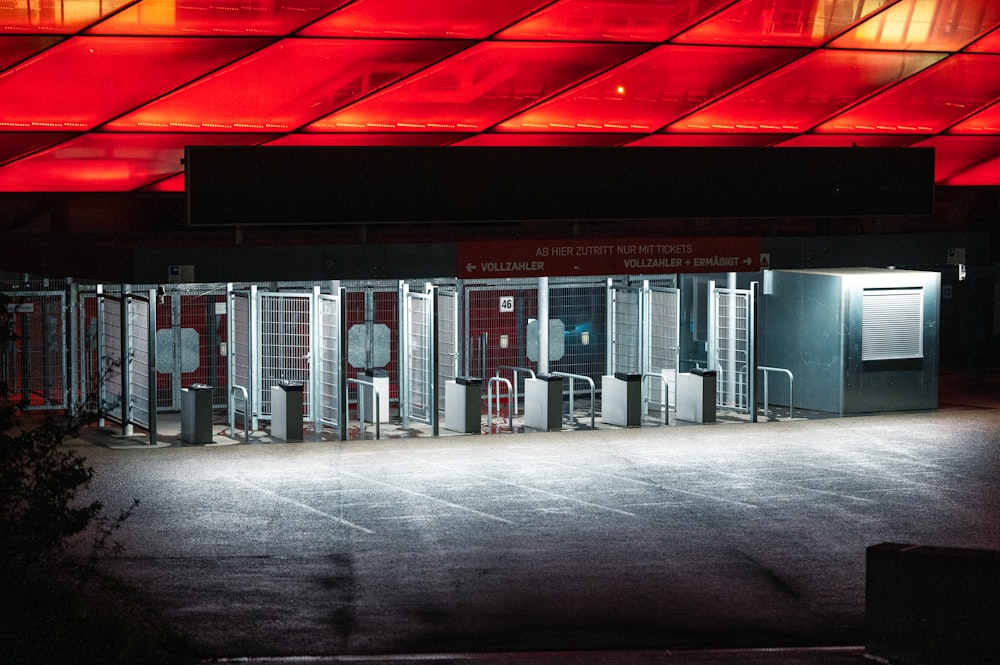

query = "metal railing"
[758, 366, 794, 420]
[229, 385, 250, 444]
[642, 372, 670, 425]
[494, 365, 535, 417]
[346, 377, 381, 440]
[486, 376, 513, 434]
[551, 371, 595, 430]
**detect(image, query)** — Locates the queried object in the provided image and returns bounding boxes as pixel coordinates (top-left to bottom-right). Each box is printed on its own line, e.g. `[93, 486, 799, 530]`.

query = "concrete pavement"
[66, 380, 1000, 664]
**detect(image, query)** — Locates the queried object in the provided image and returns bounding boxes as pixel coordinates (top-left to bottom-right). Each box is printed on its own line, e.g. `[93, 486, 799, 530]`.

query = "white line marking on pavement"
[222, 474, 376, 535]
[336, 469, 515, 525]
[527, 455, 760, 509]
[392, 453, 638, 518]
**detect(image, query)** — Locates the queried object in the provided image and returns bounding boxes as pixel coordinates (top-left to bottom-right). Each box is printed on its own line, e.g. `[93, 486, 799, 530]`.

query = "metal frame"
[400, 282, 438, 432]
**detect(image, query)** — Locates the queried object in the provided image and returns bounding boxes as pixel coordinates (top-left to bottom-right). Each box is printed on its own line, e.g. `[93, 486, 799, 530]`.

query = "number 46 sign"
[499, 296, 514, 313]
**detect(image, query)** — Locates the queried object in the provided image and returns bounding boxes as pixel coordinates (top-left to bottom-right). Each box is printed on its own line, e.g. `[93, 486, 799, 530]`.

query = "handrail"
[230, 385, 250, 444]
[550, 371, 596, 430]
[495, 365, 536, 416]
[642, 372, 670, 426]
[346, 378, 381, 440]
[757, 366, 794, 420]
[486, 376, 513, 434]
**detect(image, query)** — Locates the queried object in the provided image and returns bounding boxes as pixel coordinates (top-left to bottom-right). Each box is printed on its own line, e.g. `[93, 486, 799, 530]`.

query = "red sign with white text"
[457, 236, 761, 278]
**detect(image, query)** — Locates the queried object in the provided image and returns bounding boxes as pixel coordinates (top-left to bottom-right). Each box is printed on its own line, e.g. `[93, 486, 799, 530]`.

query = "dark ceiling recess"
[185, 146, 935, 226]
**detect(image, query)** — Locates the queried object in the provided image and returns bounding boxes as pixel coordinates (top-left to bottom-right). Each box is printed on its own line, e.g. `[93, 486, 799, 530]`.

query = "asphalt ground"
[64, 375, 1000, 664]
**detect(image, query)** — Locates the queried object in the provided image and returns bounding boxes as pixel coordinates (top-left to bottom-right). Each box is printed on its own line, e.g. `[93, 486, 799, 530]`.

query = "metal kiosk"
[677, 369, 717, 424]
[444, 376, 482, 434]
[181, 384, 213, 444]
[270, 382, 304, 441]
[524, 373, 563, 432]
[601, 372, 642, 427]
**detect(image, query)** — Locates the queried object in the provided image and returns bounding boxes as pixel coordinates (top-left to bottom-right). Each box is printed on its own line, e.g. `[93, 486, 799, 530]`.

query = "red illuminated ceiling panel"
[265, 134, 465, 146]
[967, 26, 1000, 52]
[939, 155, 1000, 185]
[818, 54, 1000, 134]
[299, 0, 550, 39]
[3, 0, 1000, 189]
[911, 136, 1000, 182]
[626, 134, 784, 146]
[309, 42, 644, 132]
[89, 0, 346, 35]
[498, 45, 801, 132]
[496, 0, 735, 42]
[1, 0, 131, 32]
[950, 102, 1000, 135]
[0, 36, 61, 69]
[670, 49, 942, 132]
[830, 0, 1000, 51]
[0, 36, 269, 131]
[455, 134, 630, 146]
[106, 40, 467, 132]
[88, 0, 347, 37]
[0, 133, 275, 192]
[0, 133, 77, 164]
[673, 0, 898, 47]
[775, 134, 919, 147]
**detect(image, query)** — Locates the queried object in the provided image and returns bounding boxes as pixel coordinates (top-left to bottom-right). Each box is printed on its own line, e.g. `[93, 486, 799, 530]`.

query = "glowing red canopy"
[1, 0, 998, 191]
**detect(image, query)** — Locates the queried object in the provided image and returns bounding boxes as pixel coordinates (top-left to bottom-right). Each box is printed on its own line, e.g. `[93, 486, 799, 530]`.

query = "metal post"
[311, 285, 321, 432]
[538, 276, 549, 375]
[338, 289, 349, 441]
[399, 282, 410, 430]
[172, 286, 182, 410]
[429, 283, 439, 437]
[750, 281, 759, 423]
[121, 285, 132, 437]
[96, 284, 105, 427]
[606, 278, 614, 376]
[67, 279, 78, 414]
[727, 272, 737, 411]
[147, 288, 157, 445]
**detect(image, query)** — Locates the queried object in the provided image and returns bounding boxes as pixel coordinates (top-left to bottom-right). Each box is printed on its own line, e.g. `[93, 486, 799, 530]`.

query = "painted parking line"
[221, 474, 376, 535]
[525, 455, 760, 509]
[391, 452, 638, 518]
[335, 469, 515, 525]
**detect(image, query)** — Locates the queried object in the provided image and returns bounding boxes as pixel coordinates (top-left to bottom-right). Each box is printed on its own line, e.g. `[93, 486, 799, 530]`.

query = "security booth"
[759, 268, 940, 414]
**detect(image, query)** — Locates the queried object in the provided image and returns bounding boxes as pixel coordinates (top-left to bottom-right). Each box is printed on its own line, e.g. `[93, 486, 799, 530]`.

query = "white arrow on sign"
[465, 263, 476, 272]
[743, 257, 752, 266]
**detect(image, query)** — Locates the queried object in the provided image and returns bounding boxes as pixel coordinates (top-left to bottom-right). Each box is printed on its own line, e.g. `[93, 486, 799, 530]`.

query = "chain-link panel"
[713, 287, 751, 413]
[258, 292, 312, 419]
[0, 291, 66, 410]
[128, 294, 151, 429]
[403, 288, 434, 425]
[609, 286, 641, 375]
[648, 287, 680, 410]
[317, 293, 343, 431]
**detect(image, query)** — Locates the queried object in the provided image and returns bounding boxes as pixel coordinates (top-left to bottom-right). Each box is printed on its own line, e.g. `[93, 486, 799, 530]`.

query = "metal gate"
[1, 290, 67, 410]
[155, 285, 229, 412]
[608, 285, 641, 374]
[607, 282, 680, 416]
[710, 284, 754, 414]
[400, 283, 437, 430]
[316, 291, 346, 435]
[437, 288, 459, 416]
[228, 285, 256, 429]
[648, 285, 680, 412]
[95, 287, 156, 442]
[228, 285, 318, 431]
[97, 289, 123, 425]
[127, 291, 156, 436]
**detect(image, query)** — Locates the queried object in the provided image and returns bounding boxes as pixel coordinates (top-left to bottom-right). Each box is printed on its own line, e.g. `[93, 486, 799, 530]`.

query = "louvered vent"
[862, 288, 923, 361]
